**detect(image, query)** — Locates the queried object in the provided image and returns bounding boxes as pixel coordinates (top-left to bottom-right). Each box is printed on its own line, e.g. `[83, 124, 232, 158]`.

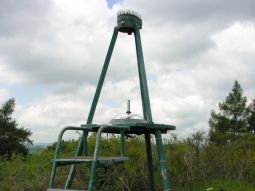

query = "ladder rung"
[53, 156, 129, 166]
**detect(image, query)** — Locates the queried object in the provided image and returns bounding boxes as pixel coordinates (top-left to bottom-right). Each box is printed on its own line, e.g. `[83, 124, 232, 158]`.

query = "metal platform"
[80, 123, 175, 134]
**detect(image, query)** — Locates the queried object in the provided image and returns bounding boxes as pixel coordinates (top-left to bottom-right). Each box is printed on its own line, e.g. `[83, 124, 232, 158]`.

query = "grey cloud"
[144, 28, 215, 65]
[0, 0, 112, 86]
[124, 0, 255, 25]
[2, 0, 255, 142]
[122, 0, 255, 69]
[1, 0, 255, 88]
[0, 0, 143, 87]
[0, 0, 51, 37]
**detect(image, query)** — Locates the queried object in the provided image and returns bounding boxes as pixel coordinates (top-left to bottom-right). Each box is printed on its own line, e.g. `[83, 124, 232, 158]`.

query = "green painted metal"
[82, 131, 88, 156]
[87, 27, 118, 124]
[54, 156, 128, 166]
[134, 29, 153, 123]
[133, 24, 155, 190]
[49, 125, 129, 189]
[65, 27, 118, 189]
[120, 131, 125, 157]
[49, 126, 89, 188]
[87, 126, 107, 191]
[117, 10, 142, 34]
[145, 133, 155, 191]
[49, 125, 174, 189]
[155, 130, 171, 191]
[49, 10, 175, 191]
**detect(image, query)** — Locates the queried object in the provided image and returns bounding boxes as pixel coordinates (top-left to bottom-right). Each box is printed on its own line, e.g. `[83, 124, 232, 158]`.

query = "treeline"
[0, 98, 32, 160]
[209, 80, 255, 144]
[0, 80, 255, 190]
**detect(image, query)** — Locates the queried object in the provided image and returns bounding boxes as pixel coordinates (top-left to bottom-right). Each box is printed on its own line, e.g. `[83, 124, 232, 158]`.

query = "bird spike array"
[117, 9, 142, 19]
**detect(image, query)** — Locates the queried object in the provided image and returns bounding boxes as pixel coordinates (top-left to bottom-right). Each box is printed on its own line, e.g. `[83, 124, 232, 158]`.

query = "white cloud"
[0, 88, 8, 102]
[17, 85, 92, 142]
[1, 0, 255, 142]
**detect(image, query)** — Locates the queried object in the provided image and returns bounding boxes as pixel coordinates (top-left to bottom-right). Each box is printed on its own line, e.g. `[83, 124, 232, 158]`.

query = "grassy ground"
[192, 180, 255, 191]
[1, 137, 255, 191]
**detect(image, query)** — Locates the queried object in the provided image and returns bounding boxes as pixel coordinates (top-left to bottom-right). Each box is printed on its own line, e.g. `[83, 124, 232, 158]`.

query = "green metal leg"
[134, 29, 152, 123]
[87, 27, 118, 123]
[134, 24, 156, 191]
[88, 126, 107, 191]
[49, 129, 64, 188]
[65, 28, 118, 189]
[145, 133, 155, 191]
[49, 127, 67, 188]
[49, 158, 58, 188]
[155, 130, 170, 191]
[120, 131, 125, 157]
[83, 131, 89, 156]
[64, 142, 81, 188]
[65, 130, 89, 188]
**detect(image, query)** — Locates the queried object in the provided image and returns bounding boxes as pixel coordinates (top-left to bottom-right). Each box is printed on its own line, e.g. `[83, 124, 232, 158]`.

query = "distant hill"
[33, 143, 52, 148]
[28, 143, 52, 153]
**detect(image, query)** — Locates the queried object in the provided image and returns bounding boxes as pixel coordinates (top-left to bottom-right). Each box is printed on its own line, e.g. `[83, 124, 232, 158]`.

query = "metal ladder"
[48, 125, 128, 191]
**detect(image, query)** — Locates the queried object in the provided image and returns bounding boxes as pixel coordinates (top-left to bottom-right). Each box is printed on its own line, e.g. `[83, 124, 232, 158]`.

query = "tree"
[186, 130, 207, 167]
[0, 98, 32, 160]
[209, 81, 248, 143]
[247, 99, 255, 134]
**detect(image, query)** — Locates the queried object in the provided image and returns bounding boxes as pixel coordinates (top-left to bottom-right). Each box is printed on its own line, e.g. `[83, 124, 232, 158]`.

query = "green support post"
[87, 27, 118, 124]
[155, 130, 170, 191]
[134, 29, 155, 190]
[145, 133, 155, 191]
[120, 131, 125, 157]
[65, 28, 118, 189]
[134, 29, 152, 123]
[82, 131, 88, 156]
[49, 128, 64, 188]
[88, 126, 107, 191]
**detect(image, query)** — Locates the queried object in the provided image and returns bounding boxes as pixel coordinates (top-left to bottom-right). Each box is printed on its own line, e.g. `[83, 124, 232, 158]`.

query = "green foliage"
[0, 133, 255, 190]
[0, 151, 52, 191]
[247, 99, 255, 134]
[209, 81, 249, 143]
[0, 98, 32, 160]
[186, 130, 207, 167]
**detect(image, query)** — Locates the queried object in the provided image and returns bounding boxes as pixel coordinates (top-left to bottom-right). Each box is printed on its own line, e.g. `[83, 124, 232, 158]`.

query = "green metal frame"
[87, 126, 107, 190]
[49, 125, 130, 189]
[49, 126, 88, 188]
[65, 27, 118, 189]
[49, 12, 174, 191]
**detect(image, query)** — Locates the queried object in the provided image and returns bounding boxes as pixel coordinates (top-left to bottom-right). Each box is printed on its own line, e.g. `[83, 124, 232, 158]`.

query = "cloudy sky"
[0, 0, 255, 143]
